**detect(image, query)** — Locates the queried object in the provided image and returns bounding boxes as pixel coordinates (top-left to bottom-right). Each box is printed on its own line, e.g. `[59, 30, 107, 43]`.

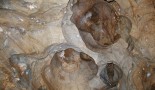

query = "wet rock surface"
[100, 62, 123, 89]
[43, 48, 98, 90]
[0, 0, 154, 90]
[64, 0, 133, 53]
[9, 44, 99, 90]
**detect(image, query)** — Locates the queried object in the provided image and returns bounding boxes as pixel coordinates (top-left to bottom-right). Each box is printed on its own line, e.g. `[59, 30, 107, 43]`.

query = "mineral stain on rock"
[42, 48, 98, 90]
[9, 44, 98, 90]
[0, 0, 155, 90]
[69, 0, 133, 53]
[100, 62, 123, 89]
[71, 0, 120, 50]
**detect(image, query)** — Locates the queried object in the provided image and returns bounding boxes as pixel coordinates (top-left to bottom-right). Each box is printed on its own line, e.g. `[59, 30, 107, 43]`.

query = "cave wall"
[0, 0, 155, 90]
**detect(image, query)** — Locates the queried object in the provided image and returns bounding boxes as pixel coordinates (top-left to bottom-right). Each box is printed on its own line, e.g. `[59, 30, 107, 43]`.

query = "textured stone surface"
[0, 0, 154, 90]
